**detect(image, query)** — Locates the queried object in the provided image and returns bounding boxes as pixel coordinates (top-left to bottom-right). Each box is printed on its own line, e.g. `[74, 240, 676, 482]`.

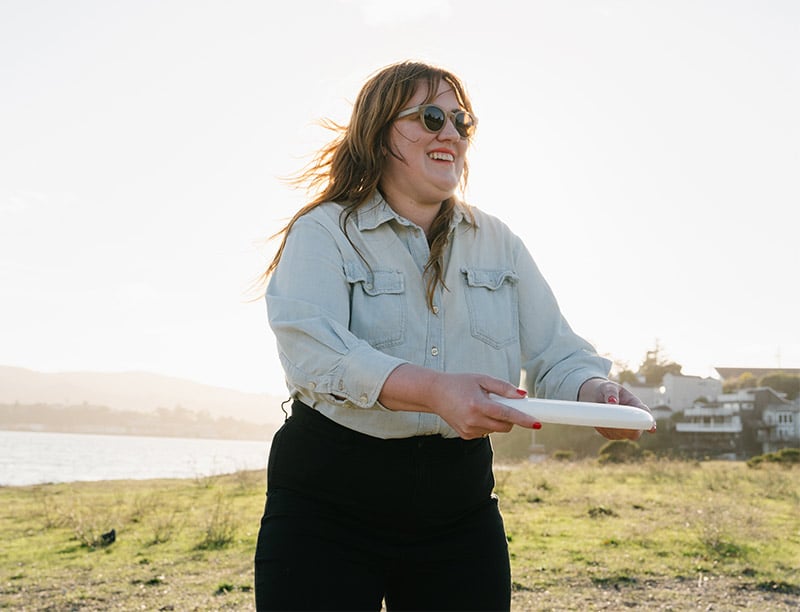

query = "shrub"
[747, 447, 800, 468]
[598, 439, 651, 464]
[552, 450, 575, 461]
[197, 494, 236, 550]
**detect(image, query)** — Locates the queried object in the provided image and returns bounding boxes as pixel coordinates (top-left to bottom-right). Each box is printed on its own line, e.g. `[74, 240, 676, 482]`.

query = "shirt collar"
[354, 192, 479, 232]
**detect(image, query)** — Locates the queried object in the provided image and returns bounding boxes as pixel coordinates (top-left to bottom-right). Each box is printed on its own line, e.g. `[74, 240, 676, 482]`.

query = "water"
[0, 430, 271, 487]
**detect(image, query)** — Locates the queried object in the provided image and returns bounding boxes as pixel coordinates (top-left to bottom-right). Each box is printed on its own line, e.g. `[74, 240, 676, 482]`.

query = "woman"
[255, 60, 651, 611]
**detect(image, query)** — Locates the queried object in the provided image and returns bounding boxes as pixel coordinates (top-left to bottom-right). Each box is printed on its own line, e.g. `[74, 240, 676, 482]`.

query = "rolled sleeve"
[331, 343, 406, 408]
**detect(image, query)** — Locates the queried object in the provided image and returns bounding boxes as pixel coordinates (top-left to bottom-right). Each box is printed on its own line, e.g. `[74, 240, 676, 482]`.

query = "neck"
[380, 192, 443, 237]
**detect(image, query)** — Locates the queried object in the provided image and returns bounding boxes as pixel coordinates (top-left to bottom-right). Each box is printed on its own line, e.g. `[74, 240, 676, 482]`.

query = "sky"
[1, 0, 798, 395]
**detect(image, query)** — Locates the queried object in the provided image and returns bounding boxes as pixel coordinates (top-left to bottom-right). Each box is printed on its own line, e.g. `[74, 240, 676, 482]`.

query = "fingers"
[616, 387, 656, 432]
[459, 402, 540, 439]
[447, 377, 541, 438]
[479, 377, 528, 400]
[483, 396, 542, 431]
[596, 426, 643, 441]
[474, 377, 542, 431]
[618, 386, 649, 410]
[584, 379, 656, 435]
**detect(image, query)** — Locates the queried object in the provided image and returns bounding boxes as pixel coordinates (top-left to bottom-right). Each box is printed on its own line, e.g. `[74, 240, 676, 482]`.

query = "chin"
[429, 180, 460, 199]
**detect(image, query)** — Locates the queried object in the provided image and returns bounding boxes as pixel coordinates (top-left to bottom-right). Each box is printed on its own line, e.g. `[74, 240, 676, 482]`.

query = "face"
[379, 81, 470, 212]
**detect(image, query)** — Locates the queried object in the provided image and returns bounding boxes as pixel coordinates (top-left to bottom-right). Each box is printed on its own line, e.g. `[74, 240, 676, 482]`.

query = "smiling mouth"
[428, 151, 454, 162]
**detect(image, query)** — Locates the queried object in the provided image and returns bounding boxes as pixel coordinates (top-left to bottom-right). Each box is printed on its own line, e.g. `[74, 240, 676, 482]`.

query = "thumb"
[488, 382, 528, 400]
[483, 382, 541, 430]
[476, 375, 527, 400]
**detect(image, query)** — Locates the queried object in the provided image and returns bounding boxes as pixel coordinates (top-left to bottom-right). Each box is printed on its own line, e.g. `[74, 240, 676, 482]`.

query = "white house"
[622, 373, 722, 416]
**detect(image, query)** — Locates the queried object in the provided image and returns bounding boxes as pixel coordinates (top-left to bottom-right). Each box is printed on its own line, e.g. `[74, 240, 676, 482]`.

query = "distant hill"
[0, 365, 289, 432]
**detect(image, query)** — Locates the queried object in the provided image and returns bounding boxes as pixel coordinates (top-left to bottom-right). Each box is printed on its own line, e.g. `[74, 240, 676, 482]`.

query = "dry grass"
[1, 460, 798, 610]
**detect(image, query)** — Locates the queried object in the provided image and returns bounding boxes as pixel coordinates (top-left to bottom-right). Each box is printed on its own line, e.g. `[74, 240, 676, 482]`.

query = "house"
[622, 373, 722, 416]
[675, 387, 799, 458]
[660, 373, 722, 412]
[757, 395, 800, 454]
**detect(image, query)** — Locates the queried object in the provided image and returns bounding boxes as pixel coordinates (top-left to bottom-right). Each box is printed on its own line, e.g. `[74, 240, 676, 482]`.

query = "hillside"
[0, 366, 288, 434]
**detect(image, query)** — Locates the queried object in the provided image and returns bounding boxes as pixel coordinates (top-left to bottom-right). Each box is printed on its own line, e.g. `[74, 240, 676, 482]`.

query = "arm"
[379, 363, 541, 439]
[267, 215, 406, 408]
[268, 213, 539, 438]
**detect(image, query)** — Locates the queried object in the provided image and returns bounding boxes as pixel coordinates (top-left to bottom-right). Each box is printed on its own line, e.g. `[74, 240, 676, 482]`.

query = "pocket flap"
[345, 264, 404, 296]
[461, 268, 519, 291]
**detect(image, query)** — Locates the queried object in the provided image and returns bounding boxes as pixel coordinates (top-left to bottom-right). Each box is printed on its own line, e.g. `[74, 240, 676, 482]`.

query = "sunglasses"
[395, 104, 477, 139]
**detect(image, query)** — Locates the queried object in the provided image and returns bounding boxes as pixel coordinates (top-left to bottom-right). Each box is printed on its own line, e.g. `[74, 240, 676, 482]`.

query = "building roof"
[714, 367, 800, 380]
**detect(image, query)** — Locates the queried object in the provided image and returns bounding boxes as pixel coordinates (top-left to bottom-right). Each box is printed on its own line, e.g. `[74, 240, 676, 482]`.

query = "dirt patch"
[511, 576, 800, 611]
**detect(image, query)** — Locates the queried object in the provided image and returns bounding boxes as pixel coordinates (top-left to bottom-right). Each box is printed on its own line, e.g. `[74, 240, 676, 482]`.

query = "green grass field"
[2, 459, 798, 611]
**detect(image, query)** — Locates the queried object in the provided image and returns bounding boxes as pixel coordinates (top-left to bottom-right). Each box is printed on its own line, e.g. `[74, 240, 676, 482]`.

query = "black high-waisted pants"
[254, 400, 511, 611]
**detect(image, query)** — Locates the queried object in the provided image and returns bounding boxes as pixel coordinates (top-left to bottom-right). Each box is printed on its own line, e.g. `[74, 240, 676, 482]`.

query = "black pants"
[254, 400, 511, 611]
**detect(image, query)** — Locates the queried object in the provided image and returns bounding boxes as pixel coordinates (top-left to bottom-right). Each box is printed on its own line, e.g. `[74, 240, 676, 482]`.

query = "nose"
[437, 114, 461, 141]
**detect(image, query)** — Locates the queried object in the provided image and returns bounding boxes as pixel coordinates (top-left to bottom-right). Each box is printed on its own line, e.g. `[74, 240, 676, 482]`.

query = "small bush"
[61, 501, 116, 549]
[598, 439, 650, 464]
[588, 505, 617, 518]
[148, 507, 183, 545]
[774, 447, 800, 463]
[746, 447, 800, 468]
[552, 450, 575, 461]
[197, 494, 236, 550]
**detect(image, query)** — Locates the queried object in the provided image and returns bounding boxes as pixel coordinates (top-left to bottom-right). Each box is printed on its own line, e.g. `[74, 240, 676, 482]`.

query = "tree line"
[0, 402, 275, 441]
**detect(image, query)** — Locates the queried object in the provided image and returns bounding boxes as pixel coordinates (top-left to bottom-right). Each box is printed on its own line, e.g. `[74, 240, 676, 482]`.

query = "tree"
[723, 372, 757, 393]
[758, 373, 800, 400]
[616, 369, 640, 385]
[637, 341, 682, 385]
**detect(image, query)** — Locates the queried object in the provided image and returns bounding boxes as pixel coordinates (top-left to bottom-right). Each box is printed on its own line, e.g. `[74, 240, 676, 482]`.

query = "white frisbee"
[489, 394, 655, 430]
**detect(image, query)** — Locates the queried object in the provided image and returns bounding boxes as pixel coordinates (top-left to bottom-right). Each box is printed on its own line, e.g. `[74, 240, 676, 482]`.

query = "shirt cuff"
[330, 344, 408, 408]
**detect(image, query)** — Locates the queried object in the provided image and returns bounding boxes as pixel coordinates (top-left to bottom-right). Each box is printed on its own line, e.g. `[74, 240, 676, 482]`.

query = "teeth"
[428, 151, 454, 162]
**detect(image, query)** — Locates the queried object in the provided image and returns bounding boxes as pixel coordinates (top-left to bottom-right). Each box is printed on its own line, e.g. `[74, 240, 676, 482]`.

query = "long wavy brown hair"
[262, 60, 476, 309]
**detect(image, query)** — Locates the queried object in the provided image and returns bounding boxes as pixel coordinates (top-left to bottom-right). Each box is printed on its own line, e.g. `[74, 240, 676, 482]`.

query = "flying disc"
[489, 394, 655, 430]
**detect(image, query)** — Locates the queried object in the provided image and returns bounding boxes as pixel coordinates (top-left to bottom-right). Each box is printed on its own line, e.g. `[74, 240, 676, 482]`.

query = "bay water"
[0, 430, 271, 487]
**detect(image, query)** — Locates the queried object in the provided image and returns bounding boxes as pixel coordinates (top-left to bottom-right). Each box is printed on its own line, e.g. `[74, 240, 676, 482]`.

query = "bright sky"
[1, 0, 798, 395]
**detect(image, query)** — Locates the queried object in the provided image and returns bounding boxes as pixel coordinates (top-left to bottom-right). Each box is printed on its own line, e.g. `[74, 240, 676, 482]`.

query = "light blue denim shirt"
[267, 192, 610, 439]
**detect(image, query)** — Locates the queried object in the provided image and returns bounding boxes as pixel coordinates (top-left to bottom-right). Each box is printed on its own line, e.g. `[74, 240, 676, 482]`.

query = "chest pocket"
[461, 267, 519, 349]
[345, 265, 406, 349]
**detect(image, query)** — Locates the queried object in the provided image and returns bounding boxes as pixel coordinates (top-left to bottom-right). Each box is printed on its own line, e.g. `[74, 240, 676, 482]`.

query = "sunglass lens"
[422, 106, 446, 132]
[455, 112, 475, 138]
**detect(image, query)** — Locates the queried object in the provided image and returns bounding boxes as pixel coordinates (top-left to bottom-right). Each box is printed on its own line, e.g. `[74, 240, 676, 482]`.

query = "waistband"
[289, 399, 487, 457]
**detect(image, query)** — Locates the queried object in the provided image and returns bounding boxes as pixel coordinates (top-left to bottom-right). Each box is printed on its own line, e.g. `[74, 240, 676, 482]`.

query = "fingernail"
[607, 396, 618, 404]
[516, 388, 527, 396]
[532, 422, 542, 430]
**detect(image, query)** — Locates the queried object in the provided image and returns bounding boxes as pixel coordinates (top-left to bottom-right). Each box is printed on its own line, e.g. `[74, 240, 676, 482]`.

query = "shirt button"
[338, 380, 345, 391]
[359, 393, 368, 403]
[431, 346, 439, 356]
[309, 382, 316, 390]
[432, 305, 439, 314]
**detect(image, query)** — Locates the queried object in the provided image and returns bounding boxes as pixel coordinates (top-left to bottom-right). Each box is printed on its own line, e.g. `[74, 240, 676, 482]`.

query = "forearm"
[378, 363, 542, 441]
[378, 363, 442, 413]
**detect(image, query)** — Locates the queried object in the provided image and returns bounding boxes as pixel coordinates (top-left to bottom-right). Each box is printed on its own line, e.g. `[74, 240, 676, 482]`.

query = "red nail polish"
[532, 422, 542, 430]
[516, 388, 527, 396]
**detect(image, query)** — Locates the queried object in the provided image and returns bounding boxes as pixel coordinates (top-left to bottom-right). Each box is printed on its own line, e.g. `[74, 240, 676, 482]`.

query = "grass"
[1, 470, 265, 610]
[1, 460, 799, 610]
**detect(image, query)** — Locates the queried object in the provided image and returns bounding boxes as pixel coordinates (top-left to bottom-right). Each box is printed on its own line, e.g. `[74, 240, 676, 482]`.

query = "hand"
[429, 373, 542, 440]
[578, 378, 656, 441]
